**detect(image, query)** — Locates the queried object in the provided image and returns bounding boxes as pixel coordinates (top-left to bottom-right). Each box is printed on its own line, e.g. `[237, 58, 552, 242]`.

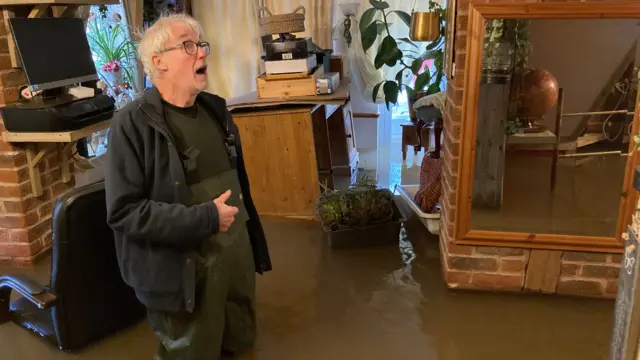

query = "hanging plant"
[359, 0, 446, 109]
[514, 19, 532, 67]
[483, 19, 532, 74]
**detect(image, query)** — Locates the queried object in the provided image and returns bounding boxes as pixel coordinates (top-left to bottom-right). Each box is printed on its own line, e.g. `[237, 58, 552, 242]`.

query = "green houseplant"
[360, 0, 446, 109]
[314, 176, 404, 247]
[86, 8, 138, 90]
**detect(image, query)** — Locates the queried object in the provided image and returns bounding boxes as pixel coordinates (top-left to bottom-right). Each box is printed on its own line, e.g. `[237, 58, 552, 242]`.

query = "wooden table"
[400, 122, 430, 160]
[401, 114, 444, 160]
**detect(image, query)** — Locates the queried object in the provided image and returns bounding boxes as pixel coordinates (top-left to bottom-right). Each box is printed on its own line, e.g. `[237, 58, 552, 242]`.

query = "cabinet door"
[327, 104, 350, 176]
[311, 105, 335, 190]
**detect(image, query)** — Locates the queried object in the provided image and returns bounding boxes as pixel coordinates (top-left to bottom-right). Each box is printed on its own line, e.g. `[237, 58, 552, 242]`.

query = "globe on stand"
[517, 68, 559, 133]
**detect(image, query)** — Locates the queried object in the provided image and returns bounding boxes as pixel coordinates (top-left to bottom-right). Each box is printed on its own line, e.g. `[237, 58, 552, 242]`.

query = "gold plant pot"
[409, 12, 440, 42]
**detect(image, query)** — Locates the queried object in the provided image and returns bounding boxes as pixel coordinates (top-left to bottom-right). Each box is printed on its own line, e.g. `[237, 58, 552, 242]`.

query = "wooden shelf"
[506, 131, 608, 152]
[2, 120, 110, 197]
[0, 0, 118, 5]
[2, 120, 110, 143]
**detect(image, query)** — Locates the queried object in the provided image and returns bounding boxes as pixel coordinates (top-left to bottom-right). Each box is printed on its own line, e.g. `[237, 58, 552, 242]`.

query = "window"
[86, 4, 137, 107]
[83, 3, 137, 157]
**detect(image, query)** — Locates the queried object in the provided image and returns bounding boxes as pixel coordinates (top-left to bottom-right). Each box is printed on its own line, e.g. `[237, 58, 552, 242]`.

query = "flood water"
[0, 216, 615, 360]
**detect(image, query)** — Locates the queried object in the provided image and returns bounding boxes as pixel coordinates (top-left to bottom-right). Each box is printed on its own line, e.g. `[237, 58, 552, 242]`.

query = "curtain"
[192, 0, 262, 99]
[122, 0, 144, 93]
[333, 3, 384, 103]
[261, 0, 334, 49]
[192, 0, 334, 99]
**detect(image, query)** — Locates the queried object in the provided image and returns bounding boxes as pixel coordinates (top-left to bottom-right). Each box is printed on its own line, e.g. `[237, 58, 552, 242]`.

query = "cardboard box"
[257, 66, 325, 98]
[316, 72, 340, 95]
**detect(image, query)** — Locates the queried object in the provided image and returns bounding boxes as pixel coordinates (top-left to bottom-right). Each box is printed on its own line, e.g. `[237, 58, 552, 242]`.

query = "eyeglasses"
[161, 40, 210, 56]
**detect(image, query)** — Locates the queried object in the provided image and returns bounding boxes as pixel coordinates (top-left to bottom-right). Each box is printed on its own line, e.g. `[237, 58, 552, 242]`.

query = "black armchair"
[0, 181, 145, 351]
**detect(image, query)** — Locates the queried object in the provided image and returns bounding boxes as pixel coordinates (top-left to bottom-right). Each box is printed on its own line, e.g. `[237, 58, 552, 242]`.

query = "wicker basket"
[259, 6, 306, 35]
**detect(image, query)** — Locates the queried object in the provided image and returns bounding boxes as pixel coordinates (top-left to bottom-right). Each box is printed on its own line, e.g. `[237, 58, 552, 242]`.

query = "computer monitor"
[9, 17, 99, 93]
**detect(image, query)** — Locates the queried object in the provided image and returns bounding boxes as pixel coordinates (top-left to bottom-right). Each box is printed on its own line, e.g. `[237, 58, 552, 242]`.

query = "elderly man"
[105, 13, 271, 360]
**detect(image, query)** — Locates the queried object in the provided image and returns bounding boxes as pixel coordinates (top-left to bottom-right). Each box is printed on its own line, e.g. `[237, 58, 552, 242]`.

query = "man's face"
[155, 22, 209, 94]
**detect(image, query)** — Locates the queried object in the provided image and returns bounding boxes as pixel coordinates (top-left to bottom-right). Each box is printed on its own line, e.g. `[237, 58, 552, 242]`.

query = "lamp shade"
[409, 12, 440, 42]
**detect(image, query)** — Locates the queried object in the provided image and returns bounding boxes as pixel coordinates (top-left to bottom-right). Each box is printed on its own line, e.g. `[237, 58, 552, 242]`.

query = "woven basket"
[259, 6, 306, 35]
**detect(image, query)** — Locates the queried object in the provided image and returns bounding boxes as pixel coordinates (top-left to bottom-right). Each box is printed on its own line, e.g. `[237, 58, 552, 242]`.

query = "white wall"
[528, 19, 640, 138]
[333, 1, 383, 172]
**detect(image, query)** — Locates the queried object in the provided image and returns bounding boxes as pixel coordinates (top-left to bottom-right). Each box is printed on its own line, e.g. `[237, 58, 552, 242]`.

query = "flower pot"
[324, 197, 406, 248]
[409, 12, 440, 42]
[103, 70, 123, 86]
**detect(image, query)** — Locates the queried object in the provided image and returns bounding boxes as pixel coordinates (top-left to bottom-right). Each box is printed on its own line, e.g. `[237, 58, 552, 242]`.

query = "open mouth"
[195, 65, 207, 75]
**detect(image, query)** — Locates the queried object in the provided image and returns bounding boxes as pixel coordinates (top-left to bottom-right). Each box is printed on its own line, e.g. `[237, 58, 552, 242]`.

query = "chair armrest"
[0, 274, 57, 318]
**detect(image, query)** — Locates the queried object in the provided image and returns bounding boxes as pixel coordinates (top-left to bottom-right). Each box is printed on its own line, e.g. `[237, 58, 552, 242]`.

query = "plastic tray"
[394, 184, 441, 235]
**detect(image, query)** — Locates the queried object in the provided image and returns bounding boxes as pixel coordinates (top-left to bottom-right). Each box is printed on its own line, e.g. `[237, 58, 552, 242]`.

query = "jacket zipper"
[140, 106, 188, 184]
[140, 106, 176, 145]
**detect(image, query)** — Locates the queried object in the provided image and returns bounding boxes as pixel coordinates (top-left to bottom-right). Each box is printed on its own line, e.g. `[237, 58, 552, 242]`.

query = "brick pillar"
[0, 14, 74, 263]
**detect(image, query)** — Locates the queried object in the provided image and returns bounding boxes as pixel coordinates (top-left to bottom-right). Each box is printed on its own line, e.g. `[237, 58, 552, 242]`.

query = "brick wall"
[440, 0, 625, 298]
[440, 223, 622, 297]
[0, 14, 74, 264]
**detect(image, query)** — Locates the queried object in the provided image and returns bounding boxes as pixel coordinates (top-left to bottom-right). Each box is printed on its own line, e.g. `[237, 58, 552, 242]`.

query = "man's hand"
[213, 190, 239, 232]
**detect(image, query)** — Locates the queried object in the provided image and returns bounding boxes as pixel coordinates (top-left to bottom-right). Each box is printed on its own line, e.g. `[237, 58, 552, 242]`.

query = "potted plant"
[101, 59, 123, 85]
[314, 175, 405, 247]
[407, 47, 445, 121]
[86, 8, 138, 93]
[481, 19, 532, 134]
[359, 0, 446, 111]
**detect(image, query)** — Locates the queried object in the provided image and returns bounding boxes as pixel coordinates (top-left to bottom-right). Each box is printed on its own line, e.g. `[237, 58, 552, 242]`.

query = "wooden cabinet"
[231, 102, 358, 218]
[327, 101, 359, 184]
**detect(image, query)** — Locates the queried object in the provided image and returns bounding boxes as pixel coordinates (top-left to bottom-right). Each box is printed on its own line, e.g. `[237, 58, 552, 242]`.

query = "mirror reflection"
[470, 18, 640, 237]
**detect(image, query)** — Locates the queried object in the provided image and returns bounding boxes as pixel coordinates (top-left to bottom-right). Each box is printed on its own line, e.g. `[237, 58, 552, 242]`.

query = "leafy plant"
[314, 175, 401, 231]
[483, 19, 532, 75]
[360, 0, 446, 109]
[86, 14, 138, 87]
[506, 119, 525, 136]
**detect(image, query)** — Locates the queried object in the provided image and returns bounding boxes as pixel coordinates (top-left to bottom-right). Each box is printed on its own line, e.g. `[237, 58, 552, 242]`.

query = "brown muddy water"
[0, 217, 614, 360]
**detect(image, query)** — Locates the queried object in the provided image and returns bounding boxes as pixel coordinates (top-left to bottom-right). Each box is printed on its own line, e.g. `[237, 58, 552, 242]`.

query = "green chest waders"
[147, 168, 257, 360]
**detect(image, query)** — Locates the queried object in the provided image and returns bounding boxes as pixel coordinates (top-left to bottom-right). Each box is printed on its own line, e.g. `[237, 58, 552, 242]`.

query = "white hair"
[138, 13, 204, 81]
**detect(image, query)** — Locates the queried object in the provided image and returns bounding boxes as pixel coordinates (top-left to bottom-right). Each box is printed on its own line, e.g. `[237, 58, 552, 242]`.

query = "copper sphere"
[517, 68, 559, 119]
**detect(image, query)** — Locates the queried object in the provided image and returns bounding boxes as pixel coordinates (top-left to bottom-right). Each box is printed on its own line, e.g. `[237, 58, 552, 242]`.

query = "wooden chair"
[401, 106, 444, 160]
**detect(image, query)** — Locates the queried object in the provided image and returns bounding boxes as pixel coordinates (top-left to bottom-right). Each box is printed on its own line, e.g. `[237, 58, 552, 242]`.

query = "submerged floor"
[0, 216, 615, 360]
[470, 153, 626, 237]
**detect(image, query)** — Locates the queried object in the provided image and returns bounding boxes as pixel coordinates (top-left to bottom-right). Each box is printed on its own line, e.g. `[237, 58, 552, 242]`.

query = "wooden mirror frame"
[455, 2, 640, 252]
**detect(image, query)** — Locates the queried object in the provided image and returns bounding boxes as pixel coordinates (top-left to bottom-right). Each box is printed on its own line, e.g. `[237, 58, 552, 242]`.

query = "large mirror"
[456, 4, 640, 250]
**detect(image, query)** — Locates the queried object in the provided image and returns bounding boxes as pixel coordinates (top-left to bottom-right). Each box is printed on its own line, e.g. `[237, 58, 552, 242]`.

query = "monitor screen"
[9, 17, 99, 92]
